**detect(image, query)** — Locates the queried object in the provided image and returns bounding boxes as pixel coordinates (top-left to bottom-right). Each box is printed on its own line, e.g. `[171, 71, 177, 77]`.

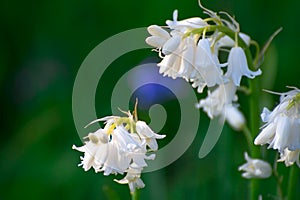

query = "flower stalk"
[241, 125, 253, 152]
[131, 190, 139, 200]
[287, 164, 298, 200]
[249, 54, 262, 200]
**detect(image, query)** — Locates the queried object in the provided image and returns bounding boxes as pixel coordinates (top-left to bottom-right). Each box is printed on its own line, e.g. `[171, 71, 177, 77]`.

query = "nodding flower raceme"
[254, 87, 300, 167]
[146, 8, 263, 131]
[72, 111, 165, 193]
[238, 152, 272, 179]
[146, 9, 262, 93]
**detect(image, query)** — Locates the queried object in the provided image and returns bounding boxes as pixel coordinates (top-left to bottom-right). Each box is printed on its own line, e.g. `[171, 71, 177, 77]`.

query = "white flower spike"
[238, 152, 272, 179]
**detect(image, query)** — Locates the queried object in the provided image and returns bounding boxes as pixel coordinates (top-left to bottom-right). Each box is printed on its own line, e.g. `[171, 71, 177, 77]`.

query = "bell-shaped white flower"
[136, 121, 166, 151]
[278, 149, 300, 167]
[157, 35, 196, 79]
[193, 39, 224, 88]
[157, 51, 182, 79]
[254, 88, 300, 153]
[238, 152, 272, 179]
[72, 129, 109, 172]
[225, 47, 262, 86]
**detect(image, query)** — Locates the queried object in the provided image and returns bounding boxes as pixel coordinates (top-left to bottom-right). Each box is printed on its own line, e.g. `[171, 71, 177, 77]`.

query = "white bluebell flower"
[238, 152, 272, 179]
[226, 47, 261, 86]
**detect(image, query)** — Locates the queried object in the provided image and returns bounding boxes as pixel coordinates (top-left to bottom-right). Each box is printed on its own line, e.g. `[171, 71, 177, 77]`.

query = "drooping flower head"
[145, 6, 263, 131]
[73, 106, 166, 193]
[254, 87, 300, 167]
[146, 6, 262, 93]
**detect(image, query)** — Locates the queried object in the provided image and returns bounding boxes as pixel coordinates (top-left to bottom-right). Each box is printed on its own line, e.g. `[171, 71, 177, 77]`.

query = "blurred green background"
[1, 0, 300, 199]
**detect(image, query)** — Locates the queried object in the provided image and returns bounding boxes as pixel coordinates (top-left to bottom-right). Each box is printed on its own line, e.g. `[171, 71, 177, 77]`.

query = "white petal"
[147, 25, 170, 39]
[136, 121, 165, 150]
[195, 39, 223, 87]
[216, 33, 250, 48]
[179, 36, 196, 76]
[260, 107, 271, 122]
[146, 36, 168, 48]
[217, 35, 235, 47]
[239, 33, 251, 46]
[226, 47, 261, 86]
[157, 53, 182, 79]
[114, 178, 129, 184]
[272, 115, 290, 151]
[254, 123, 276, 145]
[162, 35, 181, 55]
[224, 105, 245, 130]
[278, 149, 300, 167]
[196, 82, 238, 119]
[285, 118, 300, 151]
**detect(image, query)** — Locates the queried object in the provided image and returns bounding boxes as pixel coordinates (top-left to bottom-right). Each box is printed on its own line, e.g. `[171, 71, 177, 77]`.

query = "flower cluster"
[255, 87, 300, 167]
[72, 111, 165, 193]
[196, 81, 245, 130]
[146, 7, 261, 129]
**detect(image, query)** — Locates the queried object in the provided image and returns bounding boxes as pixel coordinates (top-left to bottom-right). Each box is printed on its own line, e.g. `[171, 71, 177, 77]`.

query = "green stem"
[240, 30, 261, 199]
[287, 164, 298, 200]
[249, 77, 261, 200]
[188, 26, 249, 47]
[241, 125, 253, 152]
[131, 190, 139, 200]
[250, 40, 260, 67]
